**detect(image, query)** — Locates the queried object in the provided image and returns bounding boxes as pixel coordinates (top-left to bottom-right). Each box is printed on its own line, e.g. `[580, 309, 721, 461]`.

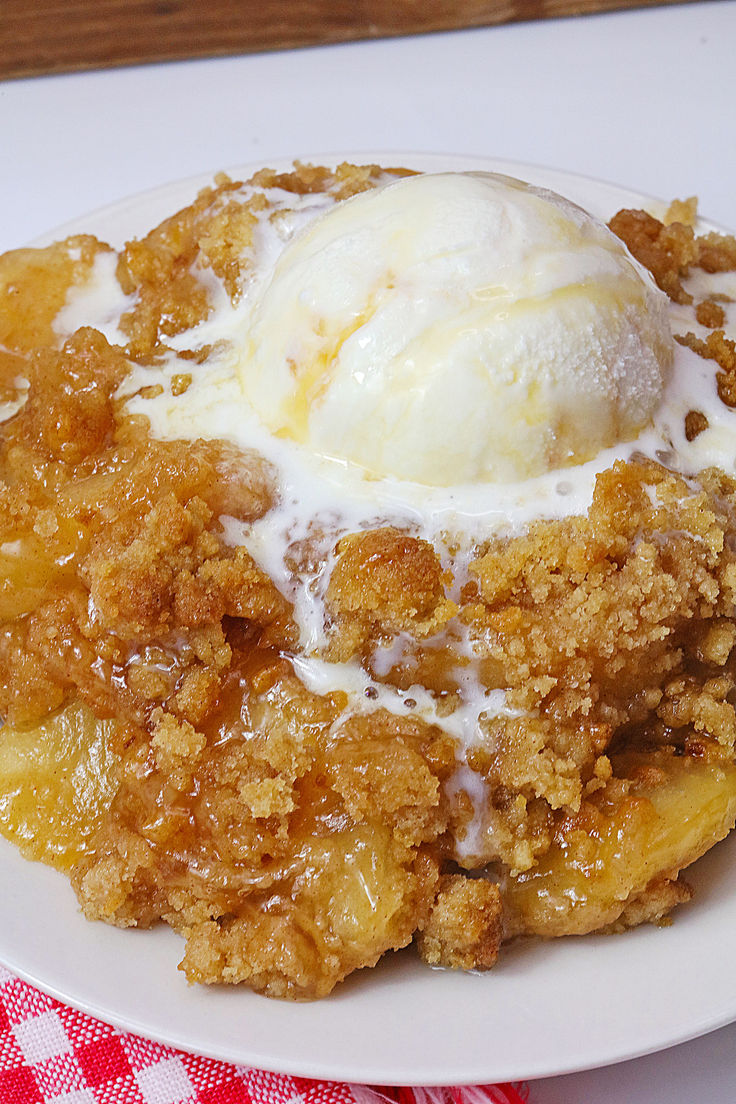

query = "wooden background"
[1, 0, 694, 81]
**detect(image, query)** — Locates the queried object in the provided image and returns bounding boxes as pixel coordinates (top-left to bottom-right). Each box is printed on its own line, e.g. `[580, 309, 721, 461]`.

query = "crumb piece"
[697, 232, 736, 274]
[76, 855, 138, 924]
[585, 753, 613, 795]
[696, 620, 736, 666]
[602, 876, 692, 933]
[125, 662, 171, 700]
[188, 625, 232, 669]
[416, 874, 502, 971]
[19, 329, 127, 463]
[608, 209, 695, 304]
[324, 712, 450, 848]
[174, 664, 222, 726]
[657, 676, 736, 750]
[664, 197, 698, 227]
[685, 410, 709, 440]
[238, 776, 295, 819]
[32, 509, 59, 539]
[138, 384, 165, 399]
[696, 300, 726, 328]
[479, 715, 586, 812]
[151, 709, 206, 764]
[326, 527, 457, 660]
[171, 372, 192, 396]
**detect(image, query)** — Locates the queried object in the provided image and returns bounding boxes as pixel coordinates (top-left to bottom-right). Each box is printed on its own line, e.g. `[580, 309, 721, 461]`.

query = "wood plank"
[0, 0, 693, 81]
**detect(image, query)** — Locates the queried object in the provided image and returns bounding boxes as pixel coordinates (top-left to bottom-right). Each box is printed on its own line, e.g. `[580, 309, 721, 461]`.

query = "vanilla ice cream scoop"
[239, 171, 673, 486]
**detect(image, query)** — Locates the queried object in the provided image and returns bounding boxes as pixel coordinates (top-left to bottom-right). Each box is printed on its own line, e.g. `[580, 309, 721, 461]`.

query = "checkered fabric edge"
[0, 966, 529, 1104]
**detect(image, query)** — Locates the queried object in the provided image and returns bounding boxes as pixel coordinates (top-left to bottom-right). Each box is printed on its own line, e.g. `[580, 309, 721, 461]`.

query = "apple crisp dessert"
[1, 161, 736, 999]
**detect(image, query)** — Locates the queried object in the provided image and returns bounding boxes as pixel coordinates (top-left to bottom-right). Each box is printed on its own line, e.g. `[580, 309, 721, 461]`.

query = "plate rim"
[3, 151, 736, 1085]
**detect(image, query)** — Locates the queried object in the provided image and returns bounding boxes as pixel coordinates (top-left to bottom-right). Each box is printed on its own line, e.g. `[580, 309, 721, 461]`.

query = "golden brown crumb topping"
[608, 208, 697, 304]
[685, 410, 709, 440]
[609, 202, 736, 305]
[696, 299, 726, 329]
[416, 874, 502, 970]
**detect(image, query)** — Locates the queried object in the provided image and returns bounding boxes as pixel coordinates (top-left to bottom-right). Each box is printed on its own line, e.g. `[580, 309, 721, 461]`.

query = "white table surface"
[2, 1, 736, 1097]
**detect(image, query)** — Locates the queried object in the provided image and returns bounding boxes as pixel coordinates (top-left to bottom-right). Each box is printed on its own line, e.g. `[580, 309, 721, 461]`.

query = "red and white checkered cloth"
[0, 966, 529, 1104]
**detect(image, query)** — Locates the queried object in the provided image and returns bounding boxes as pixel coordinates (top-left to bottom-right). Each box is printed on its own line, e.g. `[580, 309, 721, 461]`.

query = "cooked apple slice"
[504, 745, 736, 937]
[0, 699, 118, 870]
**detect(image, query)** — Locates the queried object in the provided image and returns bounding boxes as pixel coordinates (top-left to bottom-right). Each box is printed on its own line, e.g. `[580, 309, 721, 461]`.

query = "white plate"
[2, 154, 735, 1086]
